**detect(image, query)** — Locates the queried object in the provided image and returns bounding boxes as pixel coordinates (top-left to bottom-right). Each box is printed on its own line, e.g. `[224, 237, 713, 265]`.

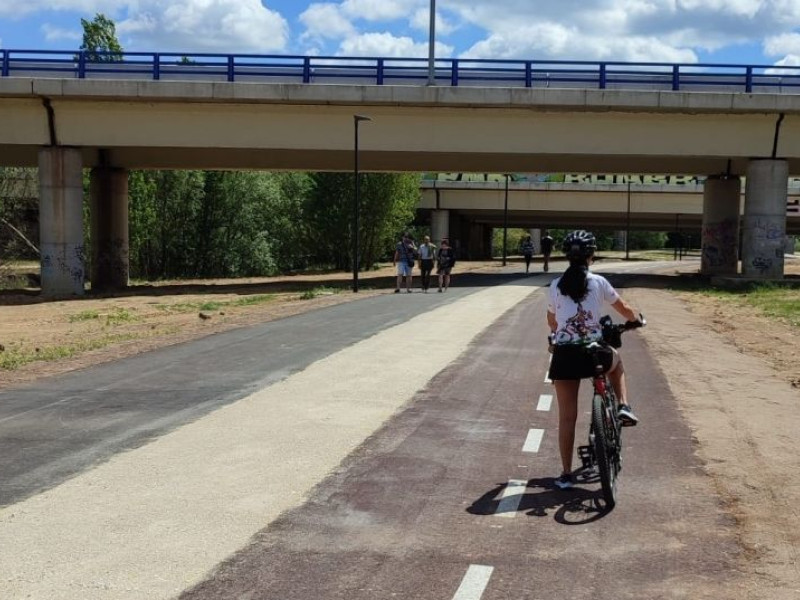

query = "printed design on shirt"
[556, 303, 602, 344]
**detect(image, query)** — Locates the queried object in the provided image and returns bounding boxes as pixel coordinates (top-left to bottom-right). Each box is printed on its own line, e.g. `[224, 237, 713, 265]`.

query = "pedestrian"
[393, 232, 417, 293]
[417, 235, 437, 292]
[436, 238, 456, 292]
[541, 230, 554, 273]
[520, 234, 535, 274]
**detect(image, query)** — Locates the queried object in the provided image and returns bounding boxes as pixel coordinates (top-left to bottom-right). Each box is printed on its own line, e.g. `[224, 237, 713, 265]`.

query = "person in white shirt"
[417, 235, 437, 292]
[546, 230, 644, 490]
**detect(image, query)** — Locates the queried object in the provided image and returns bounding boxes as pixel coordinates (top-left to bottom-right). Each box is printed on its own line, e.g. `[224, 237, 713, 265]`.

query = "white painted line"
[452, 565, 494, 600]
[544, 354, 552, 383]
[536, 394, 553, 412]
[494, 479, 527, 518]
[522, 428, 545, 453]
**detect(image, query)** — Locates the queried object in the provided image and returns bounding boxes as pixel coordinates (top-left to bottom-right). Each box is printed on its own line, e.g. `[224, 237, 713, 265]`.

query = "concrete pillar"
[530, 228, 541, 250]
[38, 147, 85, 296]
[742, 160, 788, 279]
[614, 231, 627, 251]
[90, 167, 129, 292]
[700, 175, 741, 276]
[431, 209, 449, 245]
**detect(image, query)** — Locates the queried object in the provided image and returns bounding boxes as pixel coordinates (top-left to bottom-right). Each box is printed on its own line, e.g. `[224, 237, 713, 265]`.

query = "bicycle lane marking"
[522, 428, 545, 453]
[452, 565, 494, 600]
[493, 479, 528, 518]
[536, 394, 553, 411]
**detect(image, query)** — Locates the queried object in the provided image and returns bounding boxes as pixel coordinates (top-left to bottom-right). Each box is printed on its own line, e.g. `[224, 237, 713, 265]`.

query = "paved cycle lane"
[179, 288, 741, 600]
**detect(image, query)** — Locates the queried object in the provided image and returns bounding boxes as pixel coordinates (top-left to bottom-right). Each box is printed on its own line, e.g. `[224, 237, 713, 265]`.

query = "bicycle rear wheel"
[591, 392, 619, 508]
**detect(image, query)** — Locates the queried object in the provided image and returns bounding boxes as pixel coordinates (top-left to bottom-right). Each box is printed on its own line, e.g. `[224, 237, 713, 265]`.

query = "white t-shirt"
[547, 272, 620, 344]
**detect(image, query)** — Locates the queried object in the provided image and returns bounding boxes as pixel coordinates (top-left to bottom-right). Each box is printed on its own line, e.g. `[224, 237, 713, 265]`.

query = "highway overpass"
[1, 51, 799, 292]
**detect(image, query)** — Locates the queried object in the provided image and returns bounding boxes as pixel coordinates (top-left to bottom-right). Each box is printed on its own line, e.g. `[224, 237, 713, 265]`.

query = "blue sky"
[1, 1, 800, 67]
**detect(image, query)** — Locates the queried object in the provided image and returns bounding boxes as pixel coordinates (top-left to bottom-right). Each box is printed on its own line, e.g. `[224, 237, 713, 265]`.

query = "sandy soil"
[1, 258, 799, 597]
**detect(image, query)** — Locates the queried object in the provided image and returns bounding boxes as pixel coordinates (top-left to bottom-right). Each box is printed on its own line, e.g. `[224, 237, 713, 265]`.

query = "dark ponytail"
[557, 258, 590, 302]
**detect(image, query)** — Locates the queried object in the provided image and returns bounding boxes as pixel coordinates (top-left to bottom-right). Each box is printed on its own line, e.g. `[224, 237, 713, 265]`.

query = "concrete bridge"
[1, 52, 799, 293]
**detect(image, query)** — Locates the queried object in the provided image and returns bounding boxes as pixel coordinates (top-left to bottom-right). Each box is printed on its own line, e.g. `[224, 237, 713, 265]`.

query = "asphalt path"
[0, 271, 520, 507]
[1, 258, 742, 599]
[180, 264, 740, 600]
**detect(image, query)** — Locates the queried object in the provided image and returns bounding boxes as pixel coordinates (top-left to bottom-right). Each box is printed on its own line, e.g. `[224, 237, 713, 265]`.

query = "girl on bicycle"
[546, 230, 643, 489]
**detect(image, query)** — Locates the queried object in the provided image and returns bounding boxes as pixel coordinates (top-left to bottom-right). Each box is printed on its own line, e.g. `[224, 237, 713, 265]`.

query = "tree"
[79, 14, 123, 62]
[306, 173, 420, 270]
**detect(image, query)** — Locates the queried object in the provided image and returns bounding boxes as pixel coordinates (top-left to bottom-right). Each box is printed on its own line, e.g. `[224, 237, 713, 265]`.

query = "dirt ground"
[1, 257, 800, 597]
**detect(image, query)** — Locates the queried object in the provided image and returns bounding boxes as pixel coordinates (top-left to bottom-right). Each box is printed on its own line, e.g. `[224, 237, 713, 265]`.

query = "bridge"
[1, 51, 799, 292]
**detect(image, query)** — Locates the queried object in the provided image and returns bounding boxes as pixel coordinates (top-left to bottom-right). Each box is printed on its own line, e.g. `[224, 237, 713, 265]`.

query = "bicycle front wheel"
[591, 392, 619, 509]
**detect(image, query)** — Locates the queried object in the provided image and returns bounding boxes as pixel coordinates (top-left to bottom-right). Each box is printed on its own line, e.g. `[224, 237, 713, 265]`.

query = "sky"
[1, 0, 800, 67]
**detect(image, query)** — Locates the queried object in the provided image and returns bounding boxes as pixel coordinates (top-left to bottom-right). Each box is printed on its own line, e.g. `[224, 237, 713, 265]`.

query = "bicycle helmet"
[562, 230, 597, 258]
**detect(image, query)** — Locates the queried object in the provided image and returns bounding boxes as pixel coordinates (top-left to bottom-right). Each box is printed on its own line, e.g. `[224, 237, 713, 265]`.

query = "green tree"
[306, 173, 420, 270]
[79, 14, 123, 62]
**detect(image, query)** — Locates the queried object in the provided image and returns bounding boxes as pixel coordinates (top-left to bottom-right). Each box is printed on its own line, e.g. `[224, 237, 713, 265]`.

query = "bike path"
[0, 271, 525, 508]
[179, 287, 741, 600]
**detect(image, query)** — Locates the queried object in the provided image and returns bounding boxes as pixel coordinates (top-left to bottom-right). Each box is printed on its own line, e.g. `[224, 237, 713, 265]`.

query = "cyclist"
[546, 230, 643, 490]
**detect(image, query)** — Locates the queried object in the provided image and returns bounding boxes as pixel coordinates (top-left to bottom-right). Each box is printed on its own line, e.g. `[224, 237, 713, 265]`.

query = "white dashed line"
[452, 565, 494, 600]
[494, 479, 528, 518]
[536, 394, 553, 411]
[522, 428, 545, 453]
[544, 354, 552, 383]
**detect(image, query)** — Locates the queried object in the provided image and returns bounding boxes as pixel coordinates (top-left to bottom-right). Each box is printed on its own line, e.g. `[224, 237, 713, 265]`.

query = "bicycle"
[576, 315, 645, 509]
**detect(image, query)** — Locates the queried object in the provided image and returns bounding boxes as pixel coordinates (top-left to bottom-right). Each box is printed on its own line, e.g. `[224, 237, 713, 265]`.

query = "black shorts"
[548, 343, 614, 381]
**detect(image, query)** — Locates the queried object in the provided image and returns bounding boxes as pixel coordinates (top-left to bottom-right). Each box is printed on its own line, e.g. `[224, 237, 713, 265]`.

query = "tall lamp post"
[502, 173, 510, 266]
[352, 114, 371, 293]
[427, 0, 436, 85]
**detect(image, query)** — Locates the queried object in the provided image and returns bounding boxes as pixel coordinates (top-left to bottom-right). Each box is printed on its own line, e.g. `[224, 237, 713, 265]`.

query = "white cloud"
[340, 0, 417, 22]
[300, 3, 356, 44]
[337, 32, 453, 58]
[118, 0, 289, 53]
[444, 0, 800, 62]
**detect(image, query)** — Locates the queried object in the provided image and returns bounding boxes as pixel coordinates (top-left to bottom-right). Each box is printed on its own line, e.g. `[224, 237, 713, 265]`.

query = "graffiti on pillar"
[753, 218, 784, 241]
[751, 256, 773, 274]
[701, 218, 737, 268]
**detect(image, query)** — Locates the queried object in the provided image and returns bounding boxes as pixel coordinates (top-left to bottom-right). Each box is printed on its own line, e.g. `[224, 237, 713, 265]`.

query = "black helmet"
[562, 230, 597, 257]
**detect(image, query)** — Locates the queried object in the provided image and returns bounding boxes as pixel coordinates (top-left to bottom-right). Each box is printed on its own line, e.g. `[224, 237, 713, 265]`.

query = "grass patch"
[700, 284, 800, 327]
[155, 294, 277, 314]
[69, 309, 100, 322]
[299, 286, 341, 300]
[0, 334, 139, 370]
[231, 294, 276, 307]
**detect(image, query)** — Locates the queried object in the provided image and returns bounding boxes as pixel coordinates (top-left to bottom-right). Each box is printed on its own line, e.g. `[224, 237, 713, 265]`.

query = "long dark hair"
[557, 257, 590, 302]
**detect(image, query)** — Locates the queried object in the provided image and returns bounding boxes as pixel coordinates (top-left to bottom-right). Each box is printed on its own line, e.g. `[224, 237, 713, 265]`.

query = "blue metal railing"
[2, 49, 800, 93]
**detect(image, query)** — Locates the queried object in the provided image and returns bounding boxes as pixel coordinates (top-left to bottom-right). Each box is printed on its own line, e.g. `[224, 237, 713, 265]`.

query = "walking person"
[417, 235, 437, 292]
[436, 238, 456, 292]
[520, 234, 535, 274]
[393, 233, 417, 293]
[541, 231, 554, 273]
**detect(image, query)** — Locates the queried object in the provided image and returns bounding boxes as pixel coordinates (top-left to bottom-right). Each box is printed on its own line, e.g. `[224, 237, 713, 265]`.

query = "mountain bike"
[576, 315, 645, 509]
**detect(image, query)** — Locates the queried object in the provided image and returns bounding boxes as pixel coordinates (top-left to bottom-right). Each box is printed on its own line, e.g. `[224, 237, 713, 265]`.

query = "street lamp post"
[427, 0, 436, 85]
[502, 173, 509, 266]
[353, 115, 371, 293]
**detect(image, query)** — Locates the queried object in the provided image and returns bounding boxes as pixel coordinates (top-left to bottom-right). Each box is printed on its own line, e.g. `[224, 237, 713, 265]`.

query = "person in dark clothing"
[520, 234, 535, 274]
[541, 231, 554, 272]
[436, 239, 456, 292]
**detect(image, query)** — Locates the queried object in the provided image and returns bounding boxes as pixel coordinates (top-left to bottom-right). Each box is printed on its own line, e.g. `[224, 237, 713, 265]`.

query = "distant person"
[436, 238, 456, 292]
[417, 235, 437, 292]
[393, 233, 417, 293]
[541, 231, 554, 273]
[520, 234, 535, 274]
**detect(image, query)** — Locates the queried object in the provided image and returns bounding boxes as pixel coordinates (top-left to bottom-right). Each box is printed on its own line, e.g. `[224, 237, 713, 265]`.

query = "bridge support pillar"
[530, 229, 541, 251]
[701, 175, 741, 277]
[90, 167, 129, 292]
[431, 209, 449, 245]
[742, 160, 787, 279]
[38, 147, 85, 296]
